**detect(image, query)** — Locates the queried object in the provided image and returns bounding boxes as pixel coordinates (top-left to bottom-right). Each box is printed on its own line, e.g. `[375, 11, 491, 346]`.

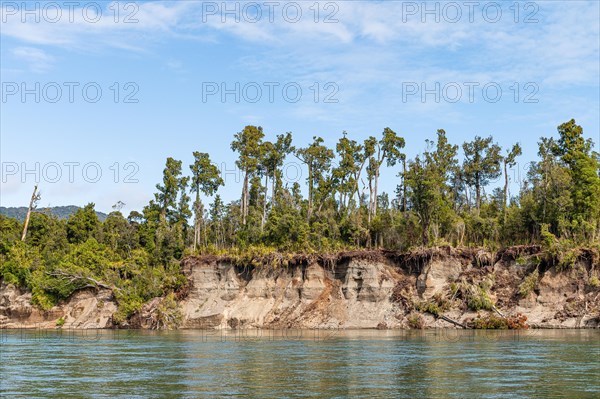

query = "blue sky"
[1, 0, 599, 214]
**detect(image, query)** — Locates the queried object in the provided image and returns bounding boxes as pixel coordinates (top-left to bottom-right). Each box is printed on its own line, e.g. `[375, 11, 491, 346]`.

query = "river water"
[1, 329, 598, 398]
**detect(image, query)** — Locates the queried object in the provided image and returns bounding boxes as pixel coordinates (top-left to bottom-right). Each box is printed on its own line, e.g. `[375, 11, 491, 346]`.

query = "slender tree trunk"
[402, 159, 407, 212]
[352, 174, 362, 210]
[542, 163, 548, 227]
[475, 172, 481, 210]
[203, 216, 208, 248]
[368, 175, 373, 224]
[241, 172, 248, 225]
[193, 190, 201, 250]
[21, 185, 38, 241]
[199, 203, 204, 248]
[503, 160, 509, 222]
[193, 223, 197, 251]
[271, 171, 276, 210]
[307, 165, 313, 220]
[261, 174, 268, 231]
[464, 181, 470, 211]
[374, 167, 379, 216]
[220, 220, 224, 248]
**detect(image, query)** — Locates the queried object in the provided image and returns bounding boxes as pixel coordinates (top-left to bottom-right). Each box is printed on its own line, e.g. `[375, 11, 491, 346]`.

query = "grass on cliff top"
[185, 237, 600, 271]
[186, 243, 501, 269]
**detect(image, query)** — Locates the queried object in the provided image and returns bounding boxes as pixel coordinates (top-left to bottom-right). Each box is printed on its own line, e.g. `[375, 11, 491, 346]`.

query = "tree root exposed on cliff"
[46, 271, 120, 292]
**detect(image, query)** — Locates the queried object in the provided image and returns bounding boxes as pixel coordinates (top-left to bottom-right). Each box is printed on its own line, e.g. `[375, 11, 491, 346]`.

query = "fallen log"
[437, 314, 470, 329]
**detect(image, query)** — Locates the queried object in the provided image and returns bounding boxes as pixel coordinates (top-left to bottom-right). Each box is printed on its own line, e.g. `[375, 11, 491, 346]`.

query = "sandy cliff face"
[177, 249, 600, 330]
[178, 257, 402, 329]
[1, 248, 599, 329]
[0, 282, 117, 329]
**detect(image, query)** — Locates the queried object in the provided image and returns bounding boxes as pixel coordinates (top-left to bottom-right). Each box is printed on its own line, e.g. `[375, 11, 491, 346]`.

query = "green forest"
[1, 119, 599, 324]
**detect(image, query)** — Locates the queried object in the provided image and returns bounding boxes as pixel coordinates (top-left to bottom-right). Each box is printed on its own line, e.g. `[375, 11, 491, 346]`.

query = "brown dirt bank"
[2, 246, 599, 329]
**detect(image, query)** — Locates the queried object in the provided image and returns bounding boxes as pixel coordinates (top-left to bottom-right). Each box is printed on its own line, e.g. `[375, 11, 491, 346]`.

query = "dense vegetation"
[1, 119, 599, 323]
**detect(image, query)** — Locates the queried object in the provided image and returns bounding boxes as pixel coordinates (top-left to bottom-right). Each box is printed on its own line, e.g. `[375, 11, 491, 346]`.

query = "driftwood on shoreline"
[437, 314, 470, 329]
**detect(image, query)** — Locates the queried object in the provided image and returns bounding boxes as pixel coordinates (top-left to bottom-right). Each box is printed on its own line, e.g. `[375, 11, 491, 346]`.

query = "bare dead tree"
[21, 185, 40, 241]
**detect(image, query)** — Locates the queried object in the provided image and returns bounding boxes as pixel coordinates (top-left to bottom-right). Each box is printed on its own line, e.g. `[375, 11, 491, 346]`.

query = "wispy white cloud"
[0, 1, 197, 52]
[1, 1, 597, 122]
[11, 46, 55, 73]
[2, 1, 598, 85]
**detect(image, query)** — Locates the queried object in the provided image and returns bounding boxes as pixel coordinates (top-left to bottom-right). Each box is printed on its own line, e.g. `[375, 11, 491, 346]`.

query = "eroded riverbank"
[1, 247, 599, 330]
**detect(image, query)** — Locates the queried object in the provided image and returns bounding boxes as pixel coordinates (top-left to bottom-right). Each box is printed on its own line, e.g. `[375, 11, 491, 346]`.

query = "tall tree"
[152, 157, 188, 258]
[367, 128, 405, 221]
[190, 152, 224, 250]
[21, 185, 40, 241]
[175, 175, 192, 239]
[264, 132, 294, 204]
[503, 143, 522, 213]
[399, 155, 407, 211]
[462, 136, 502, 210]
[231, 126, 264, 226]
[425, 129, 459, 241]
[552, 119, 600, 238]
[521, 138, 572, 238]
[427, 129, 458, 205]
[155, 157, 183, 224]
[405, 130, 458, 245]
[333, 132, 372, 215]
[261, 133, 294, 230]
[296, 136, 334, 219]
[208, 194, 225, 248]
[405, 155, 441, 246]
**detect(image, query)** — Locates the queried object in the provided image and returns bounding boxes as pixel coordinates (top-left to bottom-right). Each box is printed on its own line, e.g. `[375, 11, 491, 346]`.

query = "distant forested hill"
[0, 206, 108, 222]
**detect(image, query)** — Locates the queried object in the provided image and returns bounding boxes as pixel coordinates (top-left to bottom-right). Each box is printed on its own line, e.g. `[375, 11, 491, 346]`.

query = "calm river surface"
[1, 329, 598, 398]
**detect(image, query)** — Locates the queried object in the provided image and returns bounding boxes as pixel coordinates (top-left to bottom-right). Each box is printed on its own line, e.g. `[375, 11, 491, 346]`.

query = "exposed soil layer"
[2, 246, 599, 329]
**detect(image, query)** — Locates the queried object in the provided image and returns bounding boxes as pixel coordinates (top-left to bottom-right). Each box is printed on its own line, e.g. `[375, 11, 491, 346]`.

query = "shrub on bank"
[469, 313, 529, 329]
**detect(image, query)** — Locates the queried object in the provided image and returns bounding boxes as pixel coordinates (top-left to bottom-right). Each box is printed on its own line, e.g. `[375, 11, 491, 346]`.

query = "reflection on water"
[1, 329, 599, 398]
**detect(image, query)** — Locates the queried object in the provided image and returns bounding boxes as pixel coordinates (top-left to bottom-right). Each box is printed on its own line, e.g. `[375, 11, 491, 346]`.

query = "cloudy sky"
[1, 0, 599, 213]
